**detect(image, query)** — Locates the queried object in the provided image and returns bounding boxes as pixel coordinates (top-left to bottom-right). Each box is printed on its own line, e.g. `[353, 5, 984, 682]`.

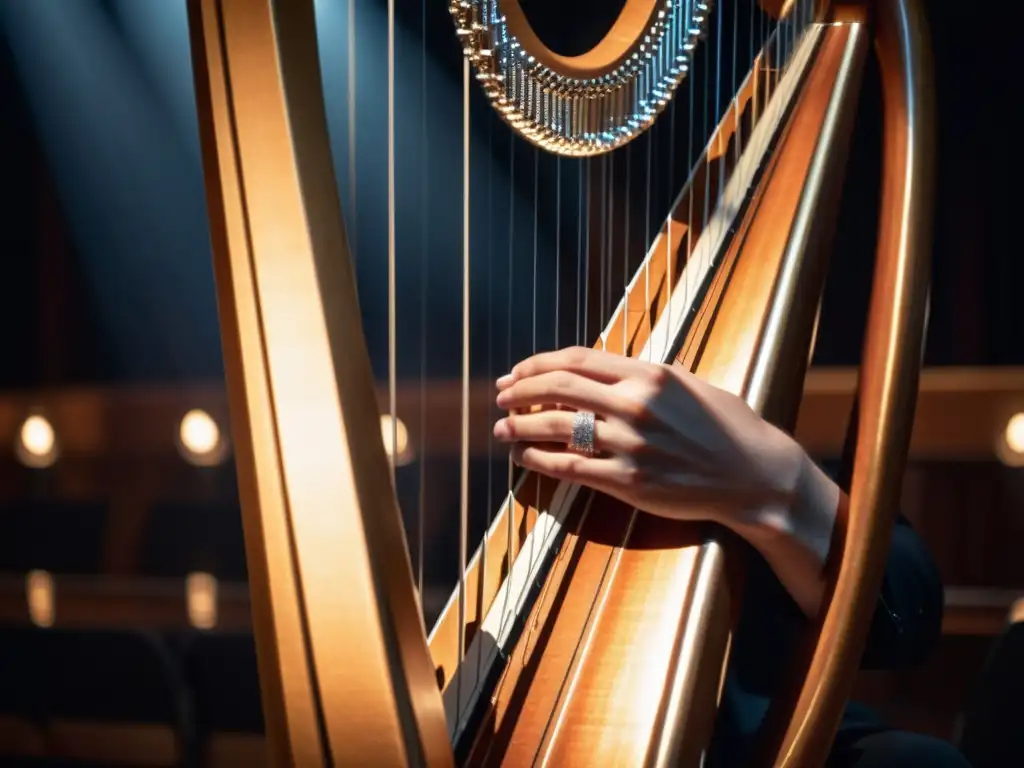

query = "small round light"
[1005, 413, 1024, 456]
[186, 571, 218, 630]
[16, 414, 58, 468]
[380, 414, 413, 466]
[177, 409, 228, 466]
[26, 569, 55, 628]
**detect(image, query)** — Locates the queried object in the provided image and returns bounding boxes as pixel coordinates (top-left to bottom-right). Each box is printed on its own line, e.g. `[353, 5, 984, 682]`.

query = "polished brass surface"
[187, 0, 452, 764]
[768, 0, 936, 764]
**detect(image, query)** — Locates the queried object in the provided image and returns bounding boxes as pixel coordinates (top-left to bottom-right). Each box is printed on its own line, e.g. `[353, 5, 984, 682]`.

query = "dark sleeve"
[858, 513, 944, 670]
[830, 395, 944, 671]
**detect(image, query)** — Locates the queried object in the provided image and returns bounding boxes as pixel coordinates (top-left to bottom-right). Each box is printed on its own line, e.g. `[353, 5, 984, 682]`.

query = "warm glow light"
[1005, 413, 1024, 455]
[16, 414, 58, 468]
[177, 409, 228, 466]
[186, 571, 218, 630]
[380, 414, 413, 466]
[26, 569, 54, 627]
[1011, 597, 1024, 627]
[180, 410, 219, 454]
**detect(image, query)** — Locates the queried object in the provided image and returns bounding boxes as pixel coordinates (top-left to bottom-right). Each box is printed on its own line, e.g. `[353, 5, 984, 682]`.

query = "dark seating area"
[958, 610, 1024, 767]
[185, 632, 266, 768]
[0, 502, 108, 575]
[0, 627, 265, 767]
[142, 503, 248, 582]
[0, 495, 261, 765]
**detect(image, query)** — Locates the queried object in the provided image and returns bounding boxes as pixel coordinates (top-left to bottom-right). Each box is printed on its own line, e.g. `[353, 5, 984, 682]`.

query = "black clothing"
[708, 508, 965, 766]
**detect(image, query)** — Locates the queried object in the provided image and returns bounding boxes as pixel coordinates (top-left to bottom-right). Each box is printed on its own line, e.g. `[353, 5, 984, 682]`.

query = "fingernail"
[493, 419, 509, 440]
[496, 373, 515, 389]
[496, 390, 510, 408]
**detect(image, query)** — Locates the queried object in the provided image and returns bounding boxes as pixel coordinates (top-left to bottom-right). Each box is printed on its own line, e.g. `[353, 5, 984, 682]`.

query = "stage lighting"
[177, 408, 228, 466]
[26, 569, 54, 628]
[1003, 412, 1024, 458]
[186, 571, 218, 630]
[16, 413, 58, 469]
[380, 413, 413, 466]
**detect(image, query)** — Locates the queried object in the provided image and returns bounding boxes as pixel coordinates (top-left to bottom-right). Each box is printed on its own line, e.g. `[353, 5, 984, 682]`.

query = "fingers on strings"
[494, 408, 640, 455]
[495, 370, 629, 418]
[509, 443, 631, 488]
[497, 346, 643, 389]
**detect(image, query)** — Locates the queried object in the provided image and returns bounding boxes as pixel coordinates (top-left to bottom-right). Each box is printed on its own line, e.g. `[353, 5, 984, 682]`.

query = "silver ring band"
[569, 411, 597, 456]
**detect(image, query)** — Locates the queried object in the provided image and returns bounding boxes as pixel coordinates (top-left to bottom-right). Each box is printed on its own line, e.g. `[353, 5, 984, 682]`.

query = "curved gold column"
[187, 0, 452, 764]
[771, 0, 936, 764]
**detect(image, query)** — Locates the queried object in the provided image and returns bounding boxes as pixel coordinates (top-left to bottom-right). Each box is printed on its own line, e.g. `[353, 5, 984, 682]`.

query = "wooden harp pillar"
[185, 0, 935, 765]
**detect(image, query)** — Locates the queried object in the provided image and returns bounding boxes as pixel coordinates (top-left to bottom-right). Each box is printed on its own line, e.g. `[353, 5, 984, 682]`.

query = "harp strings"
[347, 0, 357, 268]
[344, 0, 821, 737]
[417, 0, 428, 604]
[537, 146, 547, 545]
[505, 132, 516, 575]
[540, 1, 731, 736]
[457, 52, 472, 708]
[481, 64, 496, 692]
[387, 0, 397, 485]
[506, 0, 818, 741]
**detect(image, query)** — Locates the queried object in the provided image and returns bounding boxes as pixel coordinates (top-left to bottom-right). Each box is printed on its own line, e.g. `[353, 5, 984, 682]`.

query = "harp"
[186, 0, 933, 765]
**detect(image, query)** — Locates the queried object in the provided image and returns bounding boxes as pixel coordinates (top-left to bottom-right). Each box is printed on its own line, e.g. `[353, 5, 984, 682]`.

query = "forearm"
[726, 448, 944, 665]
[725, 452, 845, 617]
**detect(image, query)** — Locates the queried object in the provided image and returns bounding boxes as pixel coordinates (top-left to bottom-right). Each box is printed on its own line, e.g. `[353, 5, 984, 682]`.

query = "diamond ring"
[569, 411, 597, 456]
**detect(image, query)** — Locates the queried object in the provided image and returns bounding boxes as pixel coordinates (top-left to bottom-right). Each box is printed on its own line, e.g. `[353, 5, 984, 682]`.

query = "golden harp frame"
[186, 0, 934, 764]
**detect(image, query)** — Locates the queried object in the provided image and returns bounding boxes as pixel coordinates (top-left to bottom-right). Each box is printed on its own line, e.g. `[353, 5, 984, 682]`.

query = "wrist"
[784, 452, 842, 562]
[727, 448, 841, 565]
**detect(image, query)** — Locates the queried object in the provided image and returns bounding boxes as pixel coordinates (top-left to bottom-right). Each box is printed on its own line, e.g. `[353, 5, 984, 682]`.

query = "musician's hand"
[493, 346, 842, 614]
[493, 346, 805, 524]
